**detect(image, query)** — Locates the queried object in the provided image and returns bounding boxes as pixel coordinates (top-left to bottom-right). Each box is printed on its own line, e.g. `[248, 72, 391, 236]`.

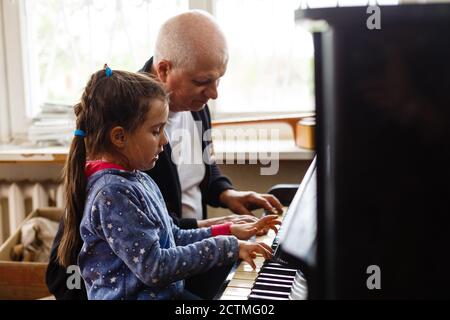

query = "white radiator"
[0, 181, 64, 244]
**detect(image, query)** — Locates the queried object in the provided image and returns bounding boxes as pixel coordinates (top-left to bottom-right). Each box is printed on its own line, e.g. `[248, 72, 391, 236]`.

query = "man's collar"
[139, 57, 154, 73]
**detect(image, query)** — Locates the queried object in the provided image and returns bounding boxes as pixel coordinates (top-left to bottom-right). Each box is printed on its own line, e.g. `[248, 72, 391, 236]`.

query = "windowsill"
[211, 110, 315, 121]
[0, 145, 68, 163]
[0, 140, 314, 163]
[213, 140, 315, 161]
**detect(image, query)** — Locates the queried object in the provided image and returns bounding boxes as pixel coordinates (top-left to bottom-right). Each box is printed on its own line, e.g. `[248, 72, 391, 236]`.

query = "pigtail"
[57, 104, 88, 267]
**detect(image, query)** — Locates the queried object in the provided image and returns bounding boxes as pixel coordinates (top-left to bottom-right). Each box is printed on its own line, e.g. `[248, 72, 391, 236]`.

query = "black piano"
[217, 3, 450, 300]
[215, 157, 317, 300]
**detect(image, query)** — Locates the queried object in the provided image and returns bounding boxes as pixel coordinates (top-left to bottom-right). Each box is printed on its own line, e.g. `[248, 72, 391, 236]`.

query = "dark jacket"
[45, 57, 234, 299]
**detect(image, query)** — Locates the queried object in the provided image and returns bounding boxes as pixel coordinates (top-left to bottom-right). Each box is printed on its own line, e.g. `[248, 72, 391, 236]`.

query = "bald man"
[46, 10, 283, 300]
[138, 11, 283, 299]
[142, 10, 283, 228]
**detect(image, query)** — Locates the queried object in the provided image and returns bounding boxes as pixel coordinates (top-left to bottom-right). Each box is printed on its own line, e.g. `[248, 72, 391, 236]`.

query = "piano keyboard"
[217, 209, 308, 300]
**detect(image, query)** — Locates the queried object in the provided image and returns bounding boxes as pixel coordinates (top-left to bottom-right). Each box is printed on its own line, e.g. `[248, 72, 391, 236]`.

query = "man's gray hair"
[154, 10, 228, 70]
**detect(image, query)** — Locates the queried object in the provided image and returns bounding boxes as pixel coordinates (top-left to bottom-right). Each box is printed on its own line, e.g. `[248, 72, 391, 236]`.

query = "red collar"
[85, 160, 127, 178]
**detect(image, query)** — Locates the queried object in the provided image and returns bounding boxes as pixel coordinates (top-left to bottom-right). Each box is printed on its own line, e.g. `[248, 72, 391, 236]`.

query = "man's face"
[164, 57, 227, 112]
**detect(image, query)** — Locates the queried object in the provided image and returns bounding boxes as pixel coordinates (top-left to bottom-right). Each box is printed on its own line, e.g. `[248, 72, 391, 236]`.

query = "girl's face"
[122, 99, 169, 171]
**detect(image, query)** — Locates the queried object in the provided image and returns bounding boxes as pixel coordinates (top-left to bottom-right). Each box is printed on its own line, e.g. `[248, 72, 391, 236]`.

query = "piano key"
[263, 266, 299, 272]
[264, 262, 284, 267]
[253, 283, 293, 293]
[291, 280, 307, 291]
[250, 288, 290, 298]
[289, 285, 308, 300]
[215, 206, 308, 300]
[257, 276, 295, 284]
[291, 283, 307, 296]
[254, 256, 267, 264]
[254, 281, 293, 288]
[259, 267, 297, 276]
[233, 271, 258, 281]
[222, 287, 252, 297]
[248, 294, 289, 300]
[228, 279, 254, 289]
[220, 295, 248, 300]
[236, 258, 266, 271]
[258, 272, 296, 280]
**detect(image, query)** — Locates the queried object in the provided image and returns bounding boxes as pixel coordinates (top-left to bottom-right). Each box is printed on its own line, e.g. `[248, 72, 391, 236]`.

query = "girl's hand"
[230, 215, 281, 240]
[238, 240, 273, 269]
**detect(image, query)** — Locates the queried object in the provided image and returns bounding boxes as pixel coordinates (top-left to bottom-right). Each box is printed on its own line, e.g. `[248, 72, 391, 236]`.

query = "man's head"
[153, 10, 228, 112]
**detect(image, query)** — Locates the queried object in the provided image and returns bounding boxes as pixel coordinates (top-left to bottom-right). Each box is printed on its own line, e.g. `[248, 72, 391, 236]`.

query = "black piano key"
[256, 277, 294, 286]
[248, 294, 289, 300]
[259, 266, 297, 276]
[258, 272, 296, 280]
[266, 265, 298, 271]
[261, 262, 287, 267]
[252, 282, 292, 293]
[264, 262, 284, 267]
[250, 288, 290, 299]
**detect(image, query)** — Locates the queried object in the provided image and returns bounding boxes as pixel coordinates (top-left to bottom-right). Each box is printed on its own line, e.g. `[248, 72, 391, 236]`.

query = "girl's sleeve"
[170, 218, 213, 246]
[145, 174, 215, 246]
[90, 184, 239, 288]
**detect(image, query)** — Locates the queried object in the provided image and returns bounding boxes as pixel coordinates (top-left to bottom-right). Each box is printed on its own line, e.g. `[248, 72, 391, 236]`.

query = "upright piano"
[215, 157, 317, 300]
[218, 3, 450, 299]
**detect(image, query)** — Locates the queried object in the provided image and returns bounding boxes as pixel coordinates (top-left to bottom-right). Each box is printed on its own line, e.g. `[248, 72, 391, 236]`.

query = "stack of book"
[28, 103, 75, 146]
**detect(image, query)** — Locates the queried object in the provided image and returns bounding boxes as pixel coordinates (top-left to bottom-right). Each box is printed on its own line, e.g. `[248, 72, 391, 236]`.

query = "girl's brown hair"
[57, 67, 167, 267]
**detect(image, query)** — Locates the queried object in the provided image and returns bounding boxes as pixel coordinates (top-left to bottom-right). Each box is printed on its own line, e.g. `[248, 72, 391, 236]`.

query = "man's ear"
[155, 59, 172, 83]
[110, 126, 127, 148]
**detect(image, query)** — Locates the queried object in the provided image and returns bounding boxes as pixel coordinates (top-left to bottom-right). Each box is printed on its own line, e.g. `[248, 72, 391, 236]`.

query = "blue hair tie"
[105, 64, 113, 77]
[74, 129, 86, 137]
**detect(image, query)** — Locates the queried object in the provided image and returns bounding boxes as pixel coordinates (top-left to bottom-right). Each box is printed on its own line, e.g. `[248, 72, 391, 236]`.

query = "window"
[24, 0, 188, 114]
[0, 0, 404, 144]
[214, 0, 315, 116]
[213, 0, 399, 117]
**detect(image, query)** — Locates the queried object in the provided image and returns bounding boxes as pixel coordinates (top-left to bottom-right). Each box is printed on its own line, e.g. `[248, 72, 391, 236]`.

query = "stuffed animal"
[10, 217, 59, 262]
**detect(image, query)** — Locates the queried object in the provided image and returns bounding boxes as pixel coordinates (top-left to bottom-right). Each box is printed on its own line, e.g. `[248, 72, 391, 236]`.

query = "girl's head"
[57, 66, 168, 267]
[77, 67, 169, 170]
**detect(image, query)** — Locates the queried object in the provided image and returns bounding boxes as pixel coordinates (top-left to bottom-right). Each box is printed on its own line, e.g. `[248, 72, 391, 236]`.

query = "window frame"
[0, 0, 215, 144]
[0, 0, 327, 144]
[1, 0, 31, 143]
[0, 0, 10, 143]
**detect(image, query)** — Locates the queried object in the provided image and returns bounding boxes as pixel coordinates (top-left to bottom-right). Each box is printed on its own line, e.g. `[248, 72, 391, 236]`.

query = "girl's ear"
[110, 126, 126, 148]
[155, 59, 172, 83]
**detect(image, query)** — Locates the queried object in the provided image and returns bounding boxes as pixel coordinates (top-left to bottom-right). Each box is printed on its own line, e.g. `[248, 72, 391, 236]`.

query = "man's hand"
[230, 215, 281, 240]
[197, 214, 258, 228]
[219, 190, 283, 216]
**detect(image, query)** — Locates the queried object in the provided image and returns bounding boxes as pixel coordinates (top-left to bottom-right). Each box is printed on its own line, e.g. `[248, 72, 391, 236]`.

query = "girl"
[57, 66, 275, 300]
